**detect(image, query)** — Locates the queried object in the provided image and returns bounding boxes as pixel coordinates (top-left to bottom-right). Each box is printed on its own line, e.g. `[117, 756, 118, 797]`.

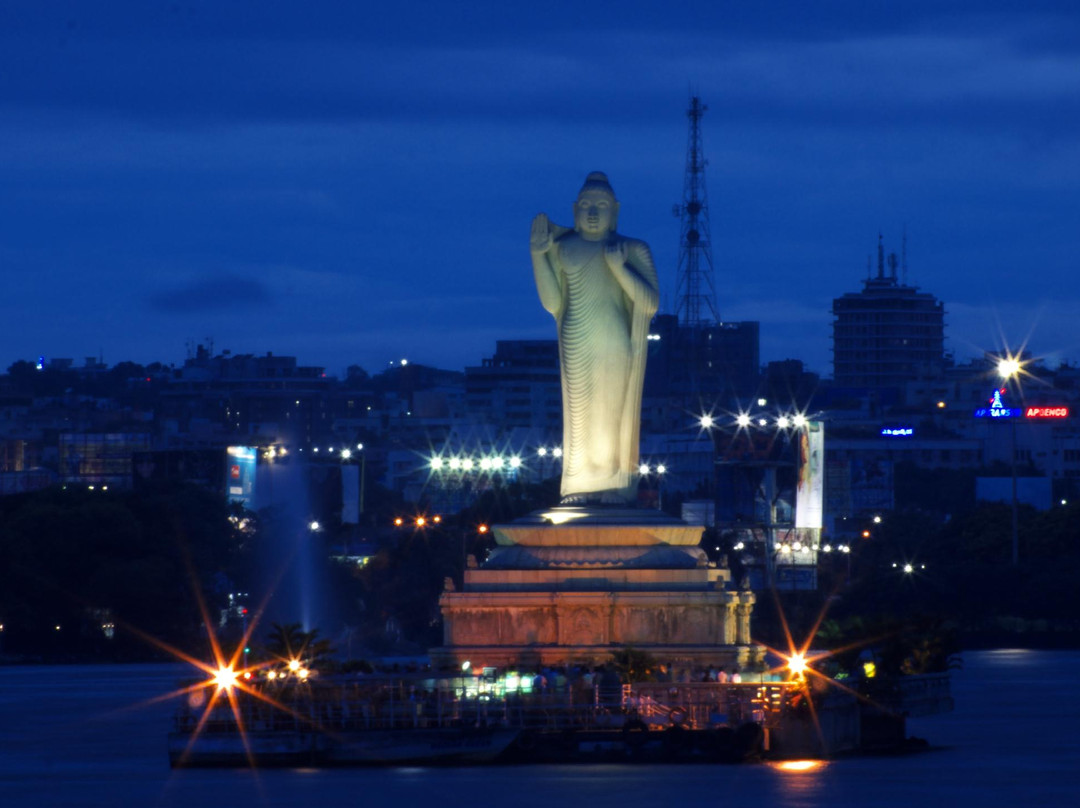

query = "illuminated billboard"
[795, 421, 824, 530]
[974, 387, 1021, 418]
[971, 387, 1069, 420]
[880, 426, 914, 437]
[1025, 406, 1069, 419]
[973, 408, 1021, 418]
[225, 446, 257, 507]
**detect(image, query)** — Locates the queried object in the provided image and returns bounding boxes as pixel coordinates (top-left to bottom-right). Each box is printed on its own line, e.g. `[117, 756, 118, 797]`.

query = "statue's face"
[574, 188, 617, 239]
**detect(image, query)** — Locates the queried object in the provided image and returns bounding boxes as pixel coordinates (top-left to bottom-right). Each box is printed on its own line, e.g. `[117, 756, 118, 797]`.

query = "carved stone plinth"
[430, 508, 760, 670]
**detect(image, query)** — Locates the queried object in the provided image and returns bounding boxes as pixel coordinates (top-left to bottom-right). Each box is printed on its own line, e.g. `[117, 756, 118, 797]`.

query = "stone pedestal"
[430, 507, 759, 670]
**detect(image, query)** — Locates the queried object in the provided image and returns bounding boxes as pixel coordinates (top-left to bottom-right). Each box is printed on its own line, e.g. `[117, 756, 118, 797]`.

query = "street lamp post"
[1009, 418, 1018, 566]
[698, 415, 721, 530]
[998, 357, 1021, 565]
[638, 463, 668, 511]
[356, 443, 367, 517]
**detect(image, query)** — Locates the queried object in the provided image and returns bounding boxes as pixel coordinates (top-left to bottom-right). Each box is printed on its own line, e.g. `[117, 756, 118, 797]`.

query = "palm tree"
[265, 622, 335, 668]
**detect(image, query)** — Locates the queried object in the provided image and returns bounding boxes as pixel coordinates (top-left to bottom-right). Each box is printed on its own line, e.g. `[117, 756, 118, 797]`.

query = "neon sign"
[974, 387, 1071, 419]
[974, 386, 1022, 419]
[1026, 406, 1069, 419]
[880, 427, 914, 437]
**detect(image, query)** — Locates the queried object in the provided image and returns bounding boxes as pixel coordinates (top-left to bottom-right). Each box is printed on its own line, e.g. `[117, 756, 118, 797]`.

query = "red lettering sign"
[1025, 406, 1069, 419]
[230, 465, 241, 479]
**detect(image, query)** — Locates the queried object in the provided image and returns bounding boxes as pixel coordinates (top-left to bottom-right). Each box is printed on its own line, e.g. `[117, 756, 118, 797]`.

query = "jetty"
[168, 667, 950, 766]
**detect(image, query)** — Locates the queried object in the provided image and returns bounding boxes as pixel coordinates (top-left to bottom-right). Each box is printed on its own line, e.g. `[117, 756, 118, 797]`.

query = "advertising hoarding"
[795, 420, 824, 529]
[225, 446, 257, 507]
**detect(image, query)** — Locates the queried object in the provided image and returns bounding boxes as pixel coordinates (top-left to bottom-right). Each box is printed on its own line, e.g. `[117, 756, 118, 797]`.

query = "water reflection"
[770, 758, 829, 803]
[774, 760, 827, 772]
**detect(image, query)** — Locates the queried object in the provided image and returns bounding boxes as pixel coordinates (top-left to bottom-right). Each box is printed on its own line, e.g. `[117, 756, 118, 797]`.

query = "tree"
[264, 622, 335, 668]
[0, 482, 250, 659]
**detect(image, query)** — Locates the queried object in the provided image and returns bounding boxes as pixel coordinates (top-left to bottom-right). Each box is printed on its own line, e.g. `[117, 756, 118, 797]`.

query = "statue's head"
[574, 171, 619, 240]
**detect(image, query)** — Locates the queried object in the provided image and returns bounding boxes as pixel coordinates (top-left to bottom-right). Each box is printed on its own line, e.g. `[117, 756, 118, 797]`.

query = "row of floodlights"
[892, 562, 927, 573]
[212, 659, 315, 691]
[308, 443, 365, 455]
[778, 543, 853, 554]
[393, 515, 443, 527]
[430, 452, 671, 475]
[430, 455, 525, 472]
[262, 445, 367, 460]
[434, 447, 563, 468]
[700, 413, 809, 430]
[261, 444, 367, 456]
[725, 541, 849, 554]
[721, 542, 855, 557]
[392, 516, 491, 533]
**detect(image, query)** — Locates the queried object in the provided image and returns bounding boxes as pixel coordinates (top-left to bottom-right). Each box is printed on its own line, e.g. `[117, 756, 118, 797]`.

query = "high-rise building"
[832, 236, 945, 390]
[463, 340, 560, 435]
[645, 314, 760, 403]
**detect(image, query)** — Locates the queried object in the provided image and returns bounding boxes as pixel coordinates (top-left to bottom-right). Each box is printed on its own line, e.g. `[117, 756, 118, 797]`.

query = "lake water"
[0, 649, 1076, 807]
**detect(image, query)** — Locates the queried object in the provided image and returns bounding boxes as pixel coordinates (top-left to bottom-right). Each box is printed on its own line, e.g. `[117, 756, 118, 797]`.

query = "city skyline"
[2, 1, 1078, 378]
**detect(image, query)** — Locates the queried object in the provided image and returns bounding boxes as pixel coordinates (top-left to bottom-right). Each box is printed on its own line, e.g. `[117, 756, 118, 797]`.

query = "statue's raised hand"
[530, 213, 554, 255]
[604, 240, 628, 271]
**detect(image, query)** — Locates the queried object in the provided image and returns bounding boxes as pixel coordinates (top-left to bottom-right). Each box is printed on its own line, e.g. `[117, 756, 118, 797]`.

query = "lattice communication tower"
[673, 96, 720, 327]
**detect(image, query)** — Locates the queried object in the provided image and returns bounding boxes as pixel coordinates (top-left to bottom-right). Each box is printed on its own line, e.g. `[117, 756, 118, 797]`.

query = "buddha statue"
[530, 172, 660, 504]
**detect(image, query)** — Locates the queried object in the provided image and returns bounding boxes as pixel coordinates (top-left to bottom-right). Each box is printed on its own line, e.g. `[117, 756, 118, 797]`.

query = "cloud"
[148, 274, 272, 314]
[5, 6, 1079, 137]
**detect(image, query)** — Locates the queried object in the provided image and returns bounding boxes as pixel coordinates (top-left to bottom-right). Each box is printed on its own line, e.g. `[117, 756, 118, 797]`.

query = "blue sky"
[2, 1, 1078, 377]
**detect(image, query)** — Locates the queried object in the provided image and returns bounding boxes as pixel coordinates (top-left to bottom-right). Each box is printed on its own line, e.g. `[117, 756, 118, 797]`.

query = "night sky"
[2, 1, 1078, 378]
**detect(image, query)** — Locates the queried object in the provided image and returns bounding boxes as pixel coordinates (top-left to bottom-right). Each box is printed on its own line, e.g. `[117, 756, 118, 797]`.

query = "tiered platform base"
[431, 506, 759, 670]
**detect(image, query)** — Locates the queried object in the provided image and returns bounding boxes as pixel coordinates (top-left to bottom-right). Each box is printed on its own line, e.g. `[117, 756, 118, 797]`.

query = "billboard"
[225, 446, 257, 507]
[795, 421, 824, 529]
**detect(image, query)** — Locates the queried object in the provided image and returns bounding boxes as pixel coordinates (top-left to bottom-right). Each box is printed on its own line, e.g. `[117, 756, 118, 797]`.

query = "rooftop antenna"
[673, 95, 720, 327]
[877, 233, 885, 279]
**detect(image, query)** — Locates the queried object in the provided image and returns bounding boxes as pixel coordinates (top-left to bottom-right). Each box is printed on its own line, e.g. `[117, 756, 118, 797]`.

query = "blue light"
[974, 407, 1022, 419]
[880, 427, 914, 437]
[974, 386, 1022, 418]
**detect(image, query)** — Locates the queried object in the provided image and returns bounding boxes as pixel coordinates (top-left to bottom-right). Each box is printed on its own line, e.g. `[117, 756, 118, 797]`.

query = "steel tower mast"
[673, 96, 720, 327]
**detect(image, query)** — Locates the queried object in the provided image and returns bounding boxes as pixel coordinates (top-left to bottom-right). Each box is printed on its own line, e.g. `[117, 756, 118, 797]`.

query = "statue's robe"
[548, 234, 660, 501]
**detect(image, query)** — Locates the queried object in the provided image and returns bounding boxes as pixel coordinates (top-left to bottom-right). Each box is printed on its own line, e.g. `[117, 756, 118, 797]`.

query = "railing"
[628, 682, 792, 730]
[174, 677, 799, 736]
